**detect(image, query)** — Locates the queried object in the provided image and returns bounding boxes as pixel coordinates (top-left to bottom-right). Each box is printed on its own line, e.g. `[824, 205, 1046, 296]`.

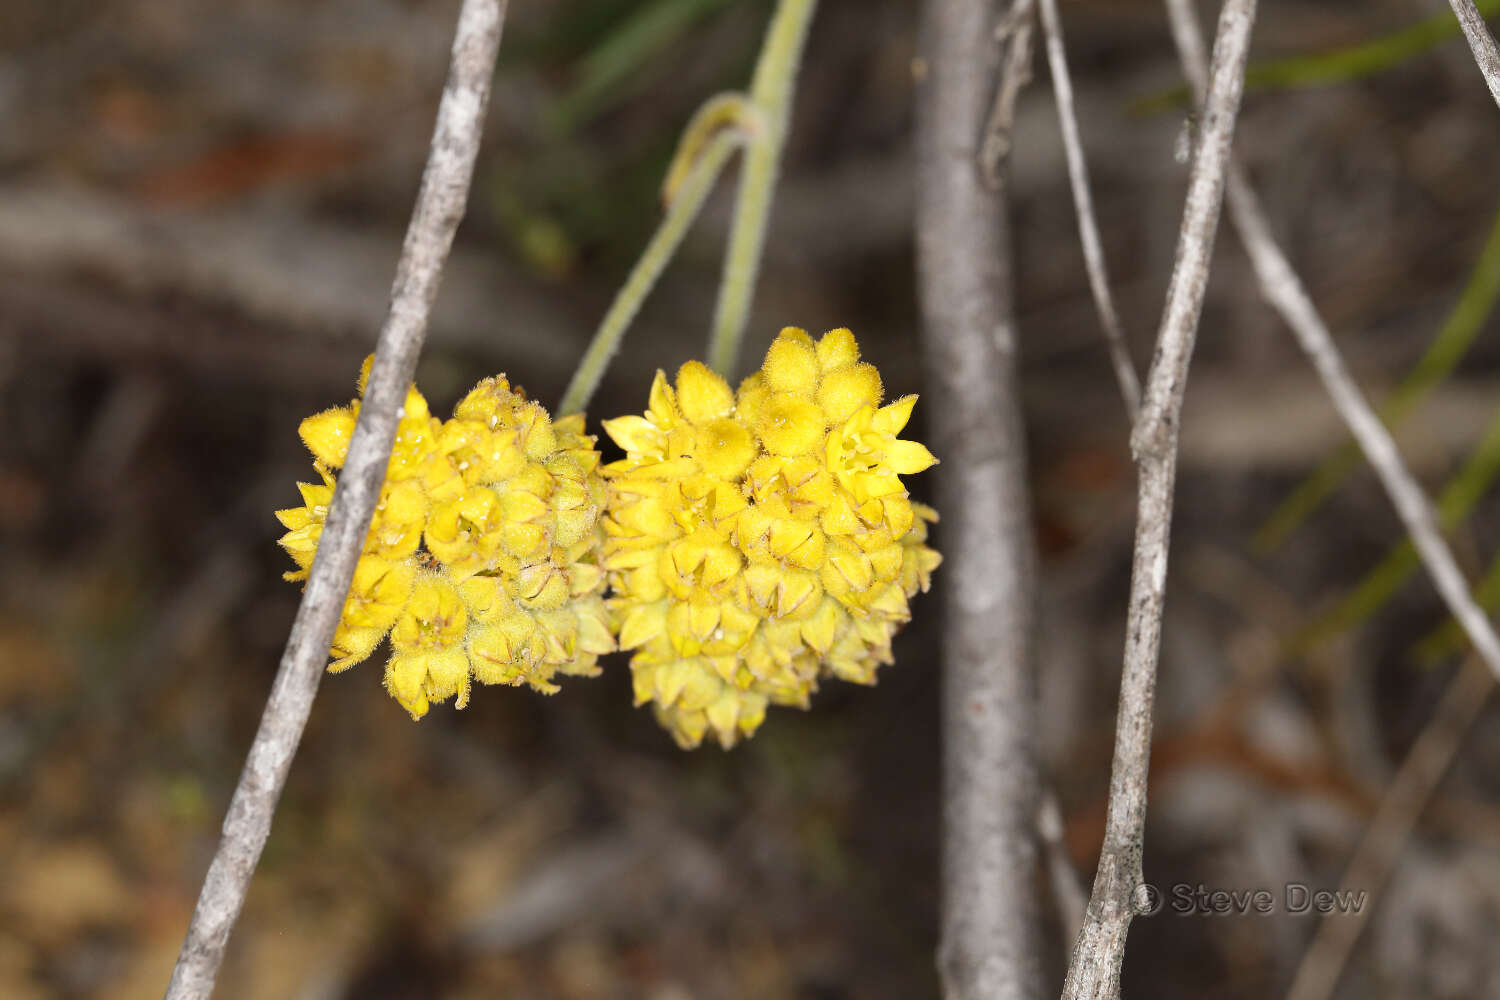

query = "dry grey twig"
[1036, 0, 1141, 417]
[980, 0, 1037, 187]
[1061, 1, 1258, 997]
[915, 0, 1042, 996]
[162, 2, 509, 997]
[1448, 0, 1500, 109]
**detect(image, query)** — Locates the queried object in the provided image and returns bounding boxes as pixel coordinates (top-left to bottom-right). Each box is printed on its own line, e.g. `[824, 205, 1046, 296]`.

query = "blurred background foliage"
[3, 1, 1500, 997]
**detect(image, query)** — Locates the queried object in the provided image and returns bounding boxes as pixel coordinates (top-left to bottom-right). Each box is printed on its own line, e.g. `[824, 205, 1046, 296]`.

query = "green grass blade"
[1289, 406, 1500, 654]
[548, 0, 740, 135]
[1134, 0, 1500, 114]
[1256, 203, 1500, 552]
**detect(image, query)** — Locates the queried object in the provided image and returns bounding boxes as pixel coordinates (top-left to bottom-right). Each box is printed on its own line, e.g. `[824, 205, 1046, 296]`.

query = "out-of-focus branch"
[915, 2, 1041, 997]
[979, 0, 1036, 186]
[1061, 2, 1257, 997]
[1040, 787, 1087, 944]
[1285, 656, 1494, 1000]
[1036, 0, 1141, 418]
[162, 2, 508, 997]
[1448, 0, 1500, 108]
[1166, 0, 1500, 685]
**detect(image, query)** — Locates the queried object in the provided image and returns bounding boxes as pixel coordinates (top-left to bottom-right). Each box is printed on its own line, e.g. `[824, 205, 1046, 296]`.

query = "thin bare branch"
[980, 0, 1037, 187]
[915, 0, 1042, 996]
[1166, 0, 1500, 685]
[1036, 0, 1142, 417]
[1448, 0, 1500, 109]
[1285, 656, 1494, 1000]
[1061, 2, 1258, 997]
[162, 2, 508, 997]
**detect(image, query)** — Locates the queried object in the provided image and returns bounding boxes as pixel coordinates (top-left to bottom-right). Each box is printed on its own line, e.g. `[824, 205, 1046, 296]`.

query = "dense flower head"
[276, 358, 612, 718]
[601, 327, 941, 748]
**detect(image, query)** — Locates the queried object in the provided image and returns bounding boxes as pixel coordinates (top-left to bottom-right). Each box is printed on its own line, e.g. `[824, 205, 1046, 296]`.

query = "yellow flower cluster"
[601, 327, 941, 748]
[276, 362, 612, 719]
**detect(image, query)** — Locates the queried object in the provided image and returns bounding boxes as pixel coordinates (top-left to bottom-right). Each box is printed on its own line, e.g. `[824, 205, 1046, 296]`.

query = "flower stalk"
[707, 0, 818, 379]
[560, 0, 819, 414]
[559, 129, 743, 417]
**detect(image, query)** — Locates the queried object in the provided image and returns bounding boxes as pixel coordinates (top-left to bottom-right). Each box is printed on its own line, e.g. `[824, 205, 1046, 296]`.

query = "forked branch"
[1061, 1, 1258, 996]
[1037, 0, 1142, 417]
[1165, 0, 1500, 685]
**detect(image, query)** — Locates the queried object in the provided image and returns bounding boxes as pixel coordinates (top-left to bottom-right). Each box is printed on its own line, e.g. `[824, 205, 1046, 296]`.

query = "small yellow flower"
[276, 360, 612, 718]
[602, 327, 941, 748]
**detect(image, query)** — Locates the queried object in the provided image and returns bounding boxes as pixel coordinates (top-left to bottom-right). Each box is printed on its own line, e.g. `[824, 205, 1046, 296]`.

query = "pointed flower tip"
[298, 405, 357, 469]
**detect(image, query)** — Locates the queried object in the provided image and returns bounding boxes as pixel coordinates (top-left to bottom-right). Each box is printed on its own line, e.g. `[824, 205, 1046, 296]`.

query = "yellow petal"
[885, 439, 937, 475]
[424, 648, 472, 706]
[872, 395, 917, 436]
[385, 653, 431, 719]
[705, 692, 742, 747]
[646, 371, 678, 425]
[602, 415, 663, 456]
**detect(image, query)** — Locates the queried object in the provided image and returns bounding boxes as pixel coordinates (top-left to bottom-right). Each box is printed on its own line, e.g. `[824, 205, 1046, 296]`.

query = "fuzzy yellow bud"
[298, 407, 356, 469]
[762, 328, 820, 395]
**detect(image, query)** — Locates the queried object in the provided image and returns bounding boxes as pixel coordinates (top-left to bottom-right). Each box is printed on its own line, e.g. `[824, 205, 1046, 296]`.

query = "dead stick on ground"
[1448, 0, 1500, 109]
[1285, 657, 1494, 1000]
[162, 2, 508, 997]
[1036, 0, 1141, 417]
[915, 1, 1043, 997]
[1060, 2, 1258, 997]
[1165, 0, 1500, 685]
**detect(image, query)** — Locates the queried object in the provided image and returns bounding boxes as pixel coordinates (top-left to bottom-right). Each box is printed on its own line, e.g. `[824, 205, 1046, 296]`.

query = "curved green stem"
[661, 91, 753, 204]
[707, 0, 818, 378]
[558, 130, 741, 417]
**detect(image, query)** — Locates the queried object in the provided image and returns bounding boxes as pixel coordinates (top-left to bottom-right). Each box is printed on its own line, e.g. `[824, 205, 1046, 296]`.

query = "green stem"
[1255, 201, 1500, 551]
[558, 130, 741, 417]
[707, 0, 818, 378]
